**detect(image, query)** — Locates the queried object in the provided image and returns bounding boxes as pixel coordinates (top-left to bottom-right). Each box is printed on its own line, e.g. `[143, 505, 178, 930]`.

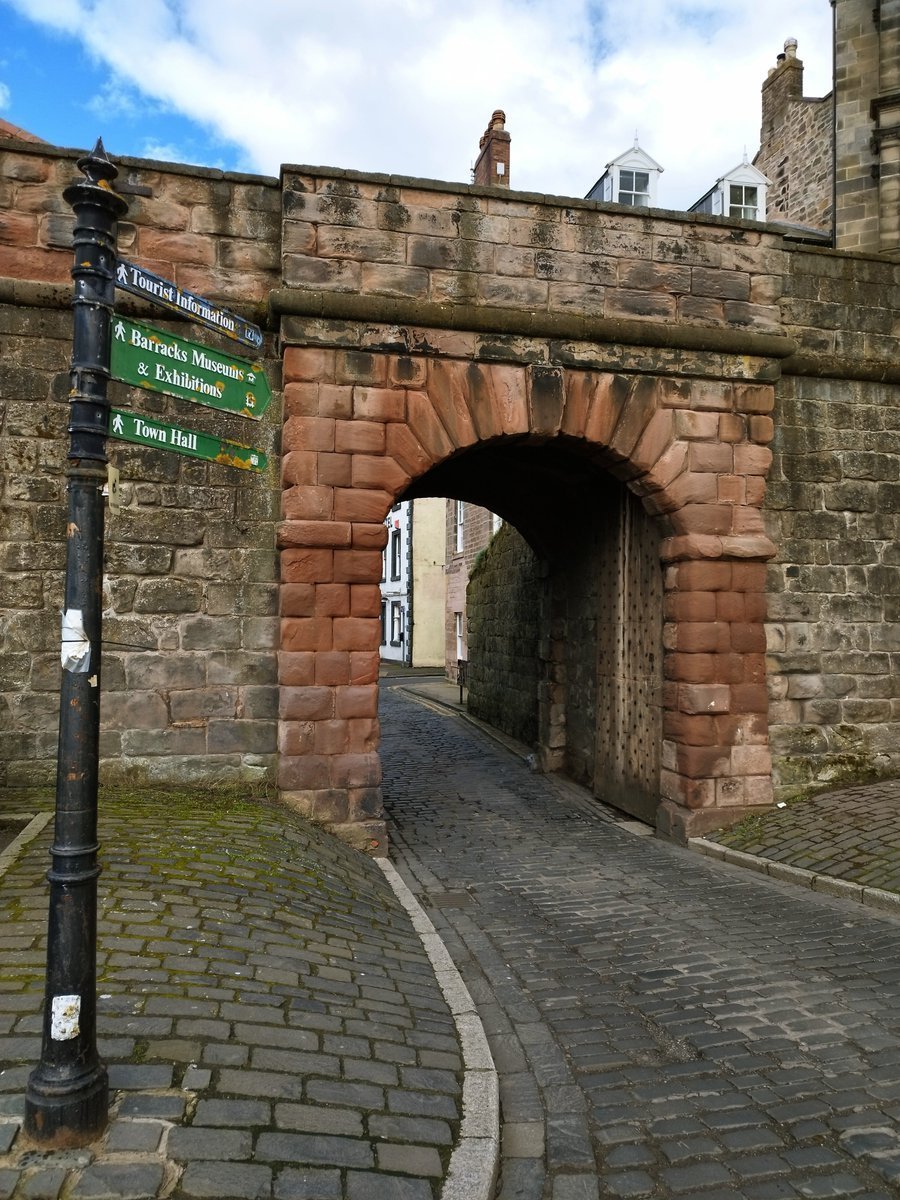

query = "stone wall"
[766, 371, 900, 795]
[466, 521, 541, 746]
[0, 137, 283, 790]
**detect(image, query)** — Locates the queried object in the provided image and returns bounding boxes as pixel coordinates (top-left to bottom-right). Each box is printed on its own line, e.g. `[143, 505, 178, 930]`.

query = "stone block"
[282, 548, 334, 584]
[283, 346, 336, 383]
[332, 418, 386, 456]
[385, 424, 431, 477]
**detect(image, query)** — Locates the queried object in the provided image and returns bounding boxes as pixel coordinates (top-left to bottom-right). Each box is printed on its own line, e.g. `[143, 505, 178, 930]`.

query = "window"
[455, 501, 464, 552]
[455, 612, 464, 661]
[380, 601, 387, 646]
[617, 169, 650, 207]
[390, 529, 401, 580]
[391, 602, 403, 645]
[729, 184, 758, 220]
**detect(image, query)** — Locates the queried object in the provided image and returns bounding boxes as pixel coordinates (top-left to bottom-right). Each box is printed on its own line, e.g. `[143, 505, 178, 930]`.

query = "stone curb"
[689, 837, 900, 914]
[377, 859, 500, 1200]
[0, 812, 52, 880]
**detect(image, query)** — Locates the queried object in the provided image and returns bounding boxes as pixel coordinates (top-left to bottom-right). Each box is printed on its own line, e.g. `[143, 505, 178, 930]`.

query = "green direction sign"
[110, 316, 271, 419]
[108, 408, 268, 473]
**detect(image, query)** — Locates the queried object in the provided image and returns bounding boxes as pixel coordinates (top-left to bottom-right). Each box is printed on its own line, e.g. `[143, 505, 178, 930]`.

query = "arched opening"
[400, 436, 664, 824]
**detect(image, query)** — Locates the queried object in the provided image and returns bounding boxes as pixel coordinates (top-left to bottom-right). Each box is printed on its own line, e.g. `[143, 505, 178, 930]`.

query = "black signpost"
[26, 140, 271, 1148]
[24, 141, 127, 1147]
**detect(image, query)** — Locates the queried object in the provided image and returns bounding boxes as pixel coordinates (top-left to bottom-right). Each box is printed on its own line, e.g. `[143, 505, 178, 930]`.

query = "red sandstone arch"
[277, 345, 775, 852]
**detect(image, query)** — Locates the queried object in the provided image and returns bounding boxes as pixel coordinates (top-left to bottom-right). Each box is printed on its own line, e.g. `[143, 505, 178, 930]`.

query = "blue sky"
[0, 3, 243, 169]
[1, 0, 833, 209]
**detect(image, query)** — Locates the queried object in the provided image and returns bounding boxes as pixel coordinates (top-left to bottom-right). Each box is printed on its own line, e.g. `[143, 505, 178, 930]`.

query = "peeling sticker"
[51, 995, 81, 1041]
[61, 609, 91, 673]
[88, 675, 99, 688]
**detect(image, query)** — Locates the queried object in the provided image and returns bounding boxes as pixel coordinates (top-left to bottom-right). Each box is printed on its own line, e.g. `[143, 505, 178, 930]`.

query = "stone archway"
[276, 345, 775, 851]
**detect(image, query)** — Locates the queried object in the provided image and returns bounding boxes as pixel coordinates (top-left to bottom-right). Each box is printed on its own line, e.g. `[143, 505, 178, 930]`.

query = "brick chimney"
[761, 38, 805, 143]
[473, 110, 510, 188]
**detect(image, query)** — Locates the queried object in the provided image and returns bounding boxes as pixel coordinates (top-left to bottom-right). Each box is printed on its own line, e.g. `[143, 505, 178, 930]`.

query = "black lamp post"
[24, 140, 127, 1147]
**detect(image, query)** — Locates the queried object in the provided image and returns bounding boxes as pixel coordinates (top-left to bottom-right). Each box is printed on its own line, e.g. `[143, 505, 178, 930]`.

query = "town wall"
[3, 135, 900, 843]
[0, 140, 282, 790]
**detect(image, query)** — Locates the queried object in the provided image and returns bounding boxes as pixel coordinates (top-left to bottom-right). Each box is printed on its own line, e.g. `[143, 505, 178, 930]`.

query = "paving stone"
[179, 1162, 272, 1199]
[103, 1121, 165, 1151]
[552, 1176, 600, 1200]
[18, 1167, 67, 1199]
[274, 1103, 364, 1136]
[255, 1132, 374, 1168]
[345, 1172, 433, 1199]
[107, 1064, 173, 1090]
[305, 1078, 384, 1109]
[273, 1167, 342, 1199]
[599, 1170, 656, 1198]
[368, 1114, 453, 1145]
[116, 1094, 186, 1120]
[167, 1127, 252, 1160]
[68, 1163, 166, 1199]
[0, 1169, 17, 1200]
[376, 1144, 443, 1176]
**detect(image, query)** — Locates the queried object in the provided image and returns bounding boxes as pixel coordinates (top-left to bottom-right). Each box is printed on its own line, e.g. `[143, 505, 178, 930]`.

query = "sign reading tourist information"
[108, 409, 268, 472]
[115, 259, 263, 350]
[110, 317, 271, 419]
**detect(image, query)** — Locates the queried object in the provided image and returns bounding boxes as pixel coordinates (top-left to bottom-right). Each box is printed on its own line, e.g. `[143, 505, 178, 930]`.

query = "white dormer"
[689, 158, 770, 222]
[585, 140, 664, 208]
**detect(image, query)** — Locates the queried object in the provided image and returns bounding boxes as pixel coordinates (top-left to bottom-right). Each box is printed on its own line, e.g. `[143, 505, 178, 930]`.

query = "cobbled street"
[381, 682, 900, 1200]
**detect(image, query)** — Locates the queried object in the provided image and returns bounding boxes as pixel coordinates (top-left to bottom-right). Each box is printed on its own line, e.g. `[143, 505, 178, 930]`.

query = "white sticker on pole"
[51, 994, 81, 1040]
[61, 609, 91, 673]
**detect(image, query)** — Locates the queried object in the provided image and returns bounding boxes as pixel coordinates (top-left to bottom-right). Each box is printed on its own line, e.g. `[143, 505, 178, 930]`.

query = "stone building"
[2, 1, 900, 852]
[755, 2, 900, 255]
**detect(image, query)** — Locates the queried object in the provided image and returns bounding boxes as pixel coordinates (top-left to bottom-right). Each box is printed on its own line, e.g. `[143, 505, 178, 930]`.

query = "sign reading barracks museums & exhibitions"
[110, 316, 272, 419]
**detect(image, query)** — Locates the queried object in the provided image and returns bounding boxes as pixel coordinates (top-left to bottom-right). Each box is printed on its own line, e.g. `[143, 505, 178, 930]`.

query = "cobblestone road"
[0, 790, 462, 1199]
[381, 683, 900, 1200]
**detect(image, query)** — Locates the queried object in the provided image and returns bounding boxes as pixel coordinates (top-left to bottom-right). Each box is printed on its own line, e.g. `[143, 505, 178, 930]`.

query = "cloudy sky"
[1, 0, 833, 211]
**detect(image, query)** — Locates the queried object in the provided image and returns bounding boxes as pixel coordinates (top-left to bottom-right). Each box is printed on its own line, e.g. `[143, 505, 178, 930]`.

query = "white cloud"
[0, 81, 9, 110]
[3, 0, 833, 208]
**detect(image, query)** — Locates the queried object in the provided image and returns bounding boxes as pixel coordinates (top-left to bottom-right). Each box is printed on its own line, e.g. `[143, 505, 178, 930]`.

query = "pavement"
[0, 667, 898, 1198]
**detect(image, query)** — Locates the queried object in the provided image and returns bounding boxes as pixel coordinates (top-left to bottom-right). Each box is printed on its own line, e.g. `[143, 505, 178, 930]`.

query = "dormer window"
[689, 158, 770, 223]
[618, 169, 651, 207]
[729, 184, 759, 220]
[585, 140, 663, 209]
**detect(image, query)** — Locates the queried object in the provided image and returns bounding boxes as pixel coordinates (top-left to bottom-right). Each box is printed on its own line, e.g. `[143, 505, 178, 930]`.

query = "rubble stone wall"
[466, 522, 541, 746]
[0, 140, 282, 790]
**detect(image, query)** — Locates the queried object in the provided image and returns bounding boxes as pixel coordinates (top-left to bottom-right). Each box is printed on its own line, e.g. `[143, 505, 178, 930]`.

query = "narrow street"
[381, 682, 900, 1200]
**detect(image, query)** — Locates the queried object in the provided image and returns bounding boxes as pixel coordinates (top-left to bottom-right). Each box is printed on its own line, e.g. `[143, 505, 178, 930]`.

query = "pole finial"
[76, 138, 118, 187]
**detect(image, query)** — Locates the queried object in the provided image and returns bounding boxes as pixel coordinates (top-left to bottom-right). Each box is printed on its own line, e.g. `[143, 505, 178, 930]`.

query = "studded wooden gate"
[594, 488, 663, 823]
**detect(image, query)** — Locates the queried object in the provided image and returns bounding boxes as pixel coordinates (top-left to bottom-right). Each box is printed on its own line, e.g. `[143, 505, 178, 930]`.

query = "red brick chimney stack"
[473, 110, 510, 188]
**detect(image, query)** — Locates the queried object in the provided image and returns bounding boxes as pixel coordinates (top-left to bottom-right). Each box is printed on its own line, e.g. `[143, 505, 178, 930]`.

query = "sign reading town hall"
[108, 408, 268, 472]
[110, 316, 272, 419]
